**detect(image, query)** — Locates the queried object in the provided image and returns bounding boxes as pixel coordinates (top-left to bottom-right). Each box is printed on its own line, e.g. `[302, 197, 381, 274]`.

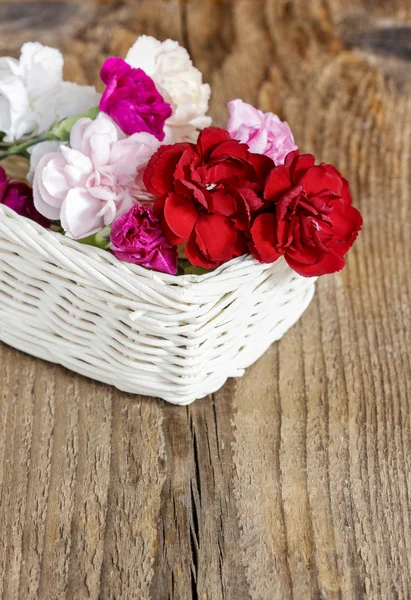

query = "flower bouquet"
[0, 38, 362, 404]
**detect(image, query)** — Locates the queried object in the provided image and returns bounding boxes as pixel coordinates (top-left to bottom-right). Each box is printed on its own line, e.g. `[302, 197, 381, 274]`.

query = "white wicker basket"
[0, 204, 316, 404]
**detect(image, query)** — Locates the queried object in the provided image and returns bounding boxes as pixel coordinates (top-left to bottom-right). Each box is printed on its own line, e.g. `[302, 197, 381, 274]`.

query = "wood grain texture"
[1, 0, 411, 598]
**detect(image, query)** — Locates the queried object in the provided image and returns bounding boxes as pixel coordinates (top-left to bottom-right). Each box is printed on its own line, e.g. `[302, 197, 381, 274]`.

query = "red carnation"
[249, 150, 362, 277]
[144, 127, 273, 268]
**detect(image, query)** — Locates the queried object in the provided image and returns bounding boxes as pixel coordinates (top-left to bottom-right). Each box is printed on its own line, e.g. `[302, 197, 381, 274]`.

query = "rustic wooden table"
[1, 1, 410, 598]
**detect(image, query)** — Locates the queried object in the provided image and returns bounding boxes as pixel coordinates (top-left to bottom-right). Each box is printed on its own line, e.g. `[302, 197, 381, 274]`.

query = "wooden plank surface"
[1, 0, 411, 598]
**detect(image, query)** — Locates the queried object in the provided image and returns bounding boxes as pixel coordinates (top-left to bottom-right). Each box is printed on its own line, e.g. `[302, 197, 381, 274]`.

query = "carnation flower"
[144, 127, 273, 269]
[33, 112, 160, 239]
[227, 100, 298, 165]
[250, 150, 363, 276]
[99, 57, 172, 140]
[0, 42, 100, 142]
[0, 166, 49, 227]
[125, 35, 211, 143]
[110, 204, 177, 274]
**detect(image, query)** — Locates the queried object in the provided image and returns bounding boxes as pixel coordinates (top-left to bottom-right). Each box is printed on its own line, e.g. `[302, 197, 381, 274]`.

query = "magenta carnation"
[99, 57, 172, 140]
[110, 204, 177, 274]
[0, 166, 50, 227]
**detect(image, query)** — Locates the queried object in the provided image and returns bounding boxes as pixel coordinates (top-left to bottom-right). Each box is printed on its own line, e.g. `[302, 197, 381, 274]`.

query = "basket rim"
[0, 203, 280, 289]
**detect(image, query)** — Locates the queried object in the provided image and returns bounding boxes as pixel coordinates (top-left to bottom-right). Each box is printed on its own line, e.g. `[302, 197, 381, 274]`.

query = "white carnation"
[0, 42, 100, 142]
[126, 36, 211, 143]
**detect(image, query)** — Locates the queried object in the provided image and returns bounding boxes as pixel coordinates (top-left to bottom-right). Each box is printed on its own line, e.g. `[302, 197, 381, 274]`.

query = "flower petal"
[210, 139, 249, 161]
[207, 189, 237, 216]
[264, 165, 292, 203]
[250, 213, 281, 263]
[194, 213, 244, 262]
[227, 100, 263, 135]
[41, 159, 70, 200]
[323, 164, 352, 204]
[248, 152, 275, 182]
[227, 100, 297, 166]
[328, 200, 363, 249]
[301, 164, 343, 197]
[286, 249, 346, 277]
[164, 192, 198, 239]
[185, 234, 216, 269]
[60, 188, 103, 239]
[33, 152, 66, 219]
[289, 152, 315, 182]
[197, 127, 231, 160]
[144, 144, 189, 196]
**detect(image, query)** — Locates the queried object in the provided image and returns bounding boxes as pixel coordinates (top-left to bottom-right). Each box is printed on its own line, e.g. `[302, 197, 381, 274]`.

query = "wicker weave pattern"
[0, 204, 316, 404]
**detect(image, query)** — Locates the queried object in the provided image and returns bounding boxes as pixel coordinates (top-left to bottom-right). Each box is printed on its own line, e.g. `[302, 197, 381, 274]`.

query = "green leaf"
[178, 259, 210, 276]
[51, 106, 100, 141]
[77, 226, 111, 250]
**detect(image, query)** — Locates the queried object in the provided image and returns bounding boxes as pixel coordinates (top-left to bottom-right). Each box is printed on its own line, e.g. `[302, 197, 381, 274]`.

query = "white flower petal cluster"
[0, 42, 100, 142]
[126, 36, 212, 143]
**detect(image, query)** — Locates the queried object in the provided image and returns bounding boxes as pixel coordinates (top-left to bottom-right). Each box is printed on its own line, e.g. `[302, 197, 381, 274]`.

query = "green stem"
[0, 133, 57, 160]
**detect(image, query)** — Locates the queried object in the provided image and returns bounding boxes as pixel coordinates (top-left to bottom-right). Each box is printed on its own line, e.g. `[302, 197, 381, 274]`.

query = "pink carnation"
[110, 204, 177, 274]
[33, 112, 160, 239]
[227, 99, 298, 165]
[100, 57, 172, 140]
